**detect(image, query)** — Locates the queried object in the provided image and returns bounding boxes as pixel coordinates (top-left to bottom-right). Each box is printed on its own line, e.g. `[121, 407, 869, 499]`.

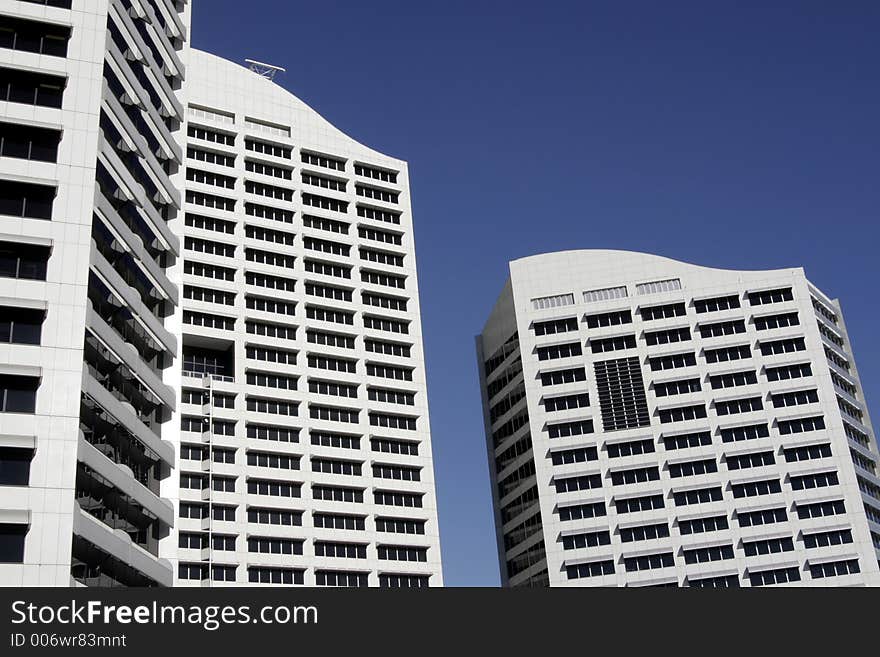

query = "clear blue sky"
[192, 1, 880, 586]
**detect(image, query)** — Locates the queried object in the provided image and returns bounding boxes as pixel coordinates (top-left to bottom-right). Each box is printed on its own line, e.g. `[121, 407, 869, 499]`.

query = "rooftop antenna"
[245, 58, 286, 82]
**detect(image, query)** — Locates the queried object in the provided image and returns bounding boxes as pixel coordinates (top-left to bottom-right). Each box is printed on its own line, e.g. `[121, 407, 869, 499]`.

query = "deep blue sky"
[193, 1, 880, 586]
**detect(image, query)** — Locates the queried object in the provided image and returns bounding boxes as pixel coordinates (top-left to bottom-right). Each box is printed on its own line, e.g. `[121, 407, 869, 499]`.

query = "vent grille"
[594, 357, 650, 431]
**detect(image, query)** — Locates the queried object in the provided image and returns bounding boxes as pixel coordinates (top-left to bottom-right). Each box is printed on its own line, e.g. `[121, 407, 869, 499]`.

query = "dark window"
[0, 306, 43, 344]
[0, 66, 64, 108]
[0, 375, 38, 413]
[0, 16, 70, 57]
[0, 447, 32, 485]
[0, 121, 60, 162]
[0, 241, 49, 280]
[0, 523, 27, 562]
[0, 180, 55, 220]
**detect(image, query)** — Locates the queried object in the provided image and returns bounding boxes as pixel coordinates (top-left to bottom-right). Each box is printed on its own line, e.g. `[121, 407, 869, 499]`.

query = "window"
[248, 537, 303, 555]
[694, 295, 740, 313]
[750, 567, 801, 586]
[654, 378, 700, 397]
[640, 302, 686, 321]
[248, 567, 304, 585]
[366, 363, 412, 381]
[0, 180, 55, 219]
[648, 352, 696, 371]
[311, 432, 360, 450]
[644, 327, 691, 345]
[790, 471, 838, 490]
[726, 450, 774, 470]
[731, 478, 781, 498]
[550, 445, 597, 466]
[704, 345, 751, 363]
[306, 306, 352, 325]
[590, 334, 637, 353]
[311, 404, 359, 424]
[663, 431, 711, 450]
[368, 387, 414, 405]
[562, 530, 611, 550]
[683, 544, 734, 564]
[378, 545, 428, 562]
[555, 473, 602, 493]
[624, 552, 674, 572]
[356, 183, 398, 204]
[771, 389, 819, 408]
[303, 193, 348, 214]
[532, 293, 574, 311]
[247, 451, 300, 471]
[559, 501, 606, 521]
[0, 241, 49, 280]
[245, 201, 293, 224]
[743, 537, 794, 557]
[314, 513, 365, 531]
[246, 159, 292, 179]
[376, 518, 426, 536]
[188, 146, 235, 168]
[583, 286, 627, 303]
[313, 457, 362, 476]
[689, 574, 740, 588]
[0, 66, 64, 108]
[540, 367, 586, 386]
[809, 559, 860, 579]
[755, 312, 800, 330]
[715, 396, 763, 416]
[796, 500, 845, 519]
[620, 523, 669, 542]
[247, 478, 301, 498]
[783, 443, 832, 462]
[547, 419, 593, 439]
[355, 163, 397, 183]
[673, 486, 722, 506]
[0, 375, 38, 413]
[245, 138, 290, 159]
[610, 466, 660, 485]
[658, 404, 707, 424]
[678, 515, 728, 534]
[358, 225, 401, 245]
[247, 508, 303, 526]
[0, 306, 43, 345]
[0, 16, 70, 57]
[186, 167, 235, 189]
[720, 423, 769, 443]
[803, 529, 853, 549]
[736, 507, 786, 527]
[669, 458, 717, 477]
[0, 447, 32, 486]
[636, 278, 681, 295]
[544, 392, 589, 412]
[765, 362, 812, 381]
[759, 337, 806, 356]
[709, 370, 757, 390]
[777, 415, 825, 435]
[373, 490, 422, 507]
[315, 571, 368, 587]
[303, 151, 346, 170]
[607, 438, 655, 457]
[247, 320, 296, 341]
[190, 125, 235, 146]
[311, 379, 358, 399]
[369, 412, 416, 431]
[185, 260, 235, 281]
[584, 309, 631, 329]
[246, 423, 299, 443]
[616, 494, 664, 513]
[748, 287, 793, 306]
[698, 319, 746, 338]
[537, 341, 583, 360]
[357, 204, 401, 225]
[312, 484, 363, 502]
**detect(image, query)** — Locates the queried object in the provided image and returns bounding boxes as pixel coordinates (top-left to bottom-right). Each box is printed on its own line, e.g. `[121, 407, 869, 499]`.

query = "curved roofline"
[510, 249, 801, 277]
[190, 49, 406, 164]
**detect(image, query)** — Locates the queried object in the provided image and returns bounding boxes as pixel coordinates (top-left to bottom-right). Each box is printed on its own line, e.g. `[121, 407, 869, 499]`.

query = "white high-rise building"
[0, 1, 442, 588]
[160, 50, 442, 587]
[0, 0, 190, 586]
[477, 250, 880, 587]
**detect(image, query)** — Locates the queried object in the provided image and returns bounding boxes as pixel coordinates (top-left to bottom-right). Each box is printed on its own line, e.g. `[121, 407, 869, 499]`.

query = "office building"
[477, 250, 880, 587]
[163, 49, 442, 587]
[0, 0, 190, 586]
